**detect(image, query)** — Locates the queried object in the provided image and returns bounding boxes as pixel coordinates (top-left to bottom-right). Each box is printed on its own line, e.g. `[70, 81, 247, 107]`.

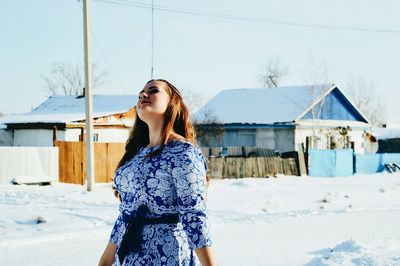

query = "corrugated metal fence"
[0, 147, 59, 184]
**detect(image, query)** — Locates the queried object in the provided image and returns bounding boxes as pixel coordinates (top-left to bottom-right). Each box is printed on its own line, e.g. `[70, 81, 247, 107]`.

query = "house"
[193, 84, 371, 154]
[0, 95, 137, 147]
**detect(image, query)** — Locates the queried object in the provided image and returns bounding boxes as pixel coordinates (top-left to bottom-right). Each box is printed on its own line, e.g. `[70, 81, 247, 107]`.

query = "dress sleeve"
[109, 210, 126, 245]
[172, 143, 212, 250]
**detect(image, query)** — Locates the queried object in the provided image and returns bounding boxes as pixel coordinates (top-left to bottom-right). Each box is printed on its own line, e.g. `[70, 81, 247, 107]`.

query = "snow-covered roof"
[371, 127, 400, 140]
[0, 123, 6, 129]
[0, 95, 137, 124]
[194, 84, 339, 124]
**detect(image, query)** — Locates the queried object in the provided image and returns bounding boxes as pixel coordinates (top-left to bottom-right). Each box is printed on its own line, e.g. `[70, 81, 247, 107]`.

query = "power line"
[76, 0, 127, 91]
[92, 0, 400, 34]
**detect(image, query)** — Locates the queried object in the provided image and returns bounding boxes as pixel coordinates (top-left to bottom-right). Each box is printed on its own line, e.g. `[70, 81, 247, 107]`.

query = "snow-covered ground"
[1, 173, 400, 265]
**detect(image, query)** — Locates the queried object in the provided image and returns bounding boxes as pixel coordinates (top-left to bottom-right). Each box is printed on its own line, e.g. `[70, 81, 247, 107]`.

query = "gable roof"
[194, 84, 369, 124]
[0, 95, 137, 125]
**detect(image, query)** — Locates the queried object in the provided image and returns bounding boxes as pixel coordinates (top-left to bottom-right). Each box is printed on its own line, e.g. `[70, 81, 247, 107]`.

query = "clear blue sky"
[1, 0, 399, 122]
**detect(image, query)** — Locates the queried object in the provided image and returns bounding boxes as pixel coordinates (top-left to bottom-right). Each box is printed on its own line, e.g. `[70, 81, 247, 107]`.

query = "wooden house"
[0, 95, 137, 147]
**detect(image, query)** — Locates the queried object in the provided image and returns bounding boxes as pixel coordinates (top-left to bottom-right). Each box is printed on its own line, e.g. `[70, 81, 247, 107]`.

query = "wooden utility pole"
[151, 0, 154, 79]
[83, 0, 95, 191]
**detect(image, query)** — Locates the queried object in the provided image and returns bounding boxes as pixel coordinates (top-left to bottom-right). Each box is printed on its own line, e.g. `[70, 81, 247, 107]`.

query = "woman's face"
[136, 80, 171, 122]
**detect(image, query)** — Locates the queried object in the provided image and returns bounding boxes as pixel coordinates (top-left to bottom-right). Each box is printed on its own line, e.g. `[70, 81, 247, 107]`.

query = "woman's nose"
[139, 92, 149, 100]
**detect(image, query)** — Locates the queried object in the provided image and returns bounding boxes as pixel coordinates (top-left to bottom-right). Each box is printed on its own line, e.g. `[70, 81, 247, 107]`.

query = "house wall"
[216, 127, 295, 152]
[0, 129, 13, 146]
[61, 128, 129, 143]
[274, 128, 295, 152]
[96, 128, 130, 143]
[14, 129, 54, 147]
[203, 120, 369, 153]
[222, 129, 256, 147]
[295, 120, 369, 154]
[63, 128, 81, 141]
[13, 127, 130, 147]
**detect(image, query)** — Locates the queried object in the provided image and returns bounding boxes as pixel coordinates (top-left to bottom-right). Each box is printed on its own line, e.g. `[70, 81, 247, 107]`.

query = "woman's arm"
[98, 242, 117, 266]
[196, 246, 217, 266]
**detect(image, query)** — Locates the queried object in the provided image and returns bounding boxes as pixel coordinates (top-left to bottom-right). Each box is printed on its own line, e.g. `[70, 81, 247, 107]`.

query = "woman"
[98, 79, 216, 266]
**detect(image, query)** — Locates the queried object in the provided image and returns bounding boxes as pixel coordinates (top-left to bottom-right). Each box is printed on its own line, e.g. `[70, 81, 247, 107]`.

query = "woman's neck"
[146, 121, 182, 148]
[146, 120, 165, 147]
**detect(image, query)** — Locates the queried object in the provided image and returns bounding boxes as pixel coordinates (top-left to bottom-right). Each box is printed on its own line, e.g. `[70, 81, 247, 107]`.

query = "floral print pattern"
[110, 140, 212, 265]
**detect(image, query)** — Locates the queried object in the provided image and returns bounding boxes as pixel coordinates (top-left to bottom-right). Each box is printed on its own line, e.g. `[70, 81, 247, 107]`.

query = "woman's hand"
[195, 246, 217, 266]
[98, 242, 117, 266]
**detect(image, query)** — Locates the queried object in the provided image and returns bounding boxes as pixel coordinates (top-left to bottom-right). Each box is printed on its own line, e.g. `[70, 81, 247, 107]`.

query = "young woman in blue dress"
[98, 79, 216, 266]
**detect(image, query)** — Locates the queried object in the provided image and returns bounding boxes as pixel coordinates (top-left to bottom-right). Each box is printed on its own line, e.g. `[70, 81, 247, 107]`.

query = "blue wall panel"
[355, 153, 400, 173]
[308, 149, 353, 177]
[335, 149, 354, 176]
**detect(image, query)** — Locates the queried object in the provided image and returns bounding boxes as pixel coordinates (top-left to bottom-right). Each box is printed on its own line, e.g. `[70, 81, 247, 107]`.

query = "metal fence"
[378, 138, 400, 153]
[0, 147, 59, 184]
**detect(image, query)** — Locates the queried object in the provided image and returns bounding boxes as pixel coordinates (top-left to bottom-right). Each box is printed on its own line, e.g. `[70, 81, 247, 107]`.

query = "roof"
[194, 84, 369, 124]
[371, 127, 400, 140]
[0, 95, 137, 125]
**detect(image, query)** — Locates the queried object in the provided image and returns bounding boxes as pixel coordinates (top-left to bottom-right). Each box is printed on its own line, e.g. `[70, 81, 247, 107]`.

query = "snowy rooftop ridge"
[0, 94, 138, 124]
[193, 84, 335, 124]
[371, 127, 400, 140]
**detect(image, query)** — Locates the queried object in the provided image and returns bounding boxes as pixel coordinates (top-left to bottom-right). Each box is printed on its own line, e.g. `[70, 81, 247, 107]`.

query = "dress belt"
[117, 205, 179, 264]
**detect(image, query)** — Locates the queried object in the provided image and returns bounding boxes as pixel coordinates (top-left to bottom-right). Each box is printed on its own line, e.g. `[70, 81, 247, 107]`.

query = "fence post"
[52, 126, 58, 146]
[297, 143, 307, 176]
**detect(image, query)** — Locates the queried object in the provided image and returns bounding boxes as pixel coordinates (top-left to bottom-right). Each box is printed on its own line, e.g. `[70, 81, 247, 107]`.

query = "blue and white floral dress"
[110, 140, 212, 266]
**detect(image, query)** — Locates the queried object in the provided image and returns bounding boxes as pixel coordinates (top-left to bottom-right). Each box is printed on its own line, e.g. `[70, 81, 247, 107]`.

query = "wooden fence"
[206, 156, 299, 179]
[201, 146, 278, 157]
[54, 141, 300, 184]
[54, 141, 125, 184]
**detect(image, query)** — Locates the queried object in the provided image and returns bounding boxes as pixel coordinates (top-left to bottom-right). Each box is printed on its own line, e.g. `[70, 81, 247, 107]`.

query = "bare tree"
[302, 53, 330, 87]
[345, 77, 386, 126]
[302, 54, 332, 149]
[41, 61, 107, 96]
[192, 108, 224, 147]
[259, 56, 288, 88]
[0, 110, 3, 118]
[180, 88, 205, 114]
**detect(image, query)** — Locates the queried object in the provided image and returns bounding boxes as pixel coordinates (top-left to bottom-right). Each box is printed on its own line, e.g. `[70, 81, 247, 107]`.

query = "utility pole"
[83, 0, 95, 191]
[151, 0, 154, 79]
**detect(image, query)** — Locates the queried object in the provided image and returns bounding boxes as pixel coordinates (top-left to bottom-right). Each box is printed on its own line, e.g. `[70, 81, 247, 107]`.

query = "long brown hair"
[116, 79, 196, 170]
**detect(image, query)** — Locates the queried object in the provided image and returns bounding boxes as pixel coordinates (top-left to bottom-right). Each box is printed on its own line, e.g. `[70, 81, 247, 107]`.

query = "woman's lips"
[140, 101, 151, 107]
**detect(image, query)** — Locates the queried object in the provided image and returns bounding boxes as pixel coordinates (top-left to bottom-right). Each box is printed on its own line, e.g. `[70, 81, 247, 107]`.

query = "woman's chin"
[138, 111, 165, 122]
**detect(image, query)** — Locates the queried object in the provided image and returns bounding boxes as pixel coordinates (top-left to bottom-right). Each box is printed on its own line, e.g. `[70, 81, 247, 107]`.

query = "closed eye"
[148, 87, 159, 94]
[139, 87, 159, 99]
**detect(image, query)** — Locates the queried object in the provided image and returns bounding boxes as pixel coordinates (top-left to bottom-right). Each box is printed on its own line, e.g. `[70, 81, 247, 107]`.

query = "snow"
[0, 95, 137, 124]
[1, 173, 400, 265]
[193, 84, 335, 124]
[372, 127, 400, 140]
